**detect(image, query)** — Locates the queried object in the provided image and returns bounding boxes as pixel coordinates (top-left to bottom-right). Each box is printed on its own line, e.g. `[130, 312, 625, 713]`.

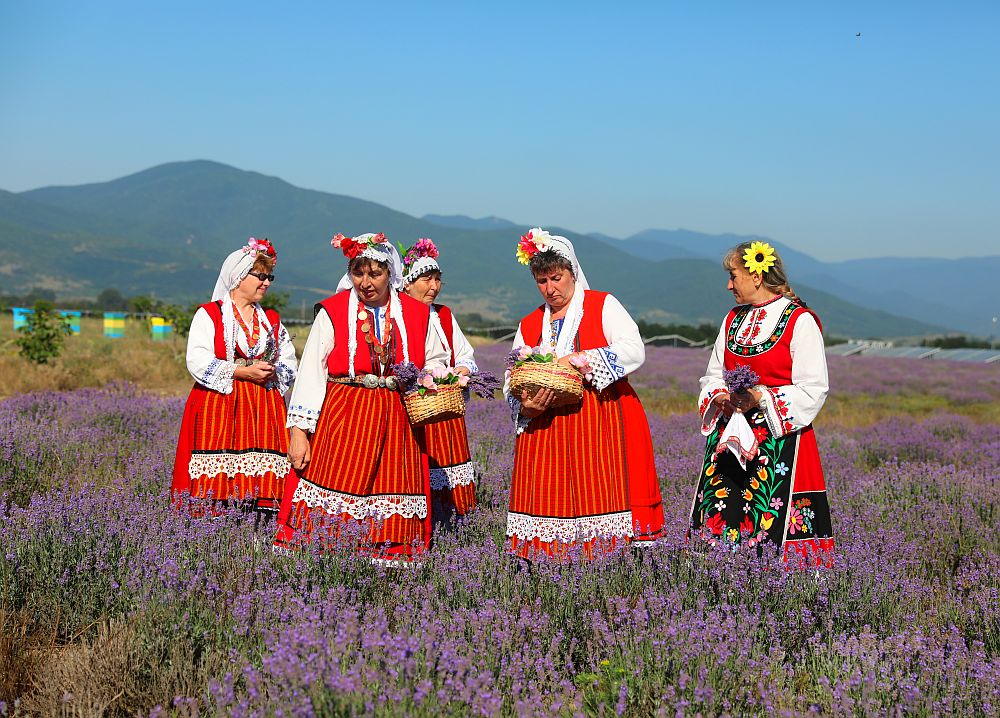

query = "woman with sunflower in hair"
[689, 241, 834, 567]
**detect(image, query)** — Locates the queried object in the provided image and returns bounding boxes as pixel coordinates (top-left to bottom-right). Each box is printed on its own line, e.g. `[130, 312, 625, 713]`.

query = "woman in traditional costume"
[273, 233, 448, 559]
[503, 228, 665, 559]
[172, 237, 298, 517]
[689, 241, 833, 567]
[400, 238, 479, 520]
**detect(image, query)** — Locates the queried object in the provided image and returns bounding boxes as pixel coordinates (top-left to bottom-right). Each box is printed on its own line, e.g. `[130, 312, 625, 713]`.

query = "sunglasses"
[248, 271, 275, 282]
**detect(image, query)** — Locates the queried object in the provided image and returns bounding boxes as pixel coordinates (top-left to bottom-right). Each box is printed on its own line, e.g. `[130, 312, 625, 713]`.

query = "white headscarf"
[332, 234, 411, 377]
[525, 228, 590, 357]
[210, 241, 276, 362]
[403, 256, 440, 286]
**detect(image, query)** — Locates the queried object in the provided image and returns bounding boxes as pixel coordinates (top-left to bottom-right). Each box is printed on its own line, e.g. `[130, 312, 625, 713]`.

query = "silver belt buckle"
[361, 374, 379, 389]
[384, 376, 398, 391]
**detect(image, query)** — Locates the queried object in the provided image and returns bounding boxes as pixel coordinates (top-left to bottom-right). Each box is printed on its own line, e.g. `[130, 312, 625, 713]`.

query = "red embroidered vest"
[722, 300, 822, 386]
[432, 303, 456, 365]
[317, 290, 430, 375]
[519, 290, 609, 350]
[199, 301, 280, 360]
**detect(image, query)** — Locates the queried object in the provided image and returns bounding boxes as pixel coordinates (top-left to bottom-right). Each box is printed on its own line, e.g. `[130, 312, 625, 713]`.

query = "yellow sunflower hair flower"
[743, 241, 777, 274]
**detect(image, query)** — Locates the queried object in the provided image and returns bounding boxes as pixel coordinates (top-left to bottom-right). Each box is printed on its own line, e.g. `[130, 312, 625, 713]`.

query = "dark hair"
[528, 252, 574, 278]
[348, 256, 388, 274]
[723, 243, 806, 307]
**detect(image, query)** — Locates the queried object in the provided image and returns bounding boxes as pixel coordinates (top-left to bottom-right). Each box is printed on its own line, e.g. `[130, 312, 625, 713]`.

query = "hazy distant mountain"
[422, 214, 520, 232]
[589, 228, 997, 335]
[2, 160, 952, 338]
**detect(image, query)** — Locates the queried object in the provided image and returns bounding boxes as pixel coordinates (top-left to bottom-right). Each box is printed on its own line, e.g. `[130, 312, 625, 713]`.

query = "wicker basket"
[403, 383, 466, 426]
[509, 362, 584, 408]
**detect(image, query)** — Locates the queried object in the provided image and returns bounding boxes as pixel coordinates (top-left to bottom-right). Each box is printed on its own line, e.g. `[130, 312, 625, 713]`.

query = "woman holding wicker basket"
[503, 228, 665, 559]
[400, 238, 481, 521]
[273, 232, 448, 561]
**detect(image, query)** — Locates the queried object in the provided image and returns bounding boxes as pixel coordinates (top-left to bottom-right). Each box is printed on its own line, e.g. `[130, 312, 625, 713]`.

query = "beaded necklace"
[233, 305, 260, 351]
[359, 303, 393, 371]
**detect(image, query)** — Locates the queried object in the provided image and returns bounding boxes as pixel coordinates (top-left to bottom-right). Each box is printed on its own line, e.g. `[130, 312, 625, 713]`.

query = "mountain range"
[2, 160, 993, 338]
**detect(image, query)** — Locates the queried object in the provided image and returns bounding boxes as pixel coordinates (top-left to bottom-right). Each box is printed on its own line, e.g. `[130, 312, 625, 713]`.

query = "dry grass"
[0, 317, 192, 398]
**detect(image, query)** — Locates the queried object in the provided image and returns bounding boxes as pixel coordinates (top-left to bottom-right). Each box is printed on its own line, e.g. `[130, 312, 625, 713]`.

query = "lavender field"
[1, 346, 999, 716]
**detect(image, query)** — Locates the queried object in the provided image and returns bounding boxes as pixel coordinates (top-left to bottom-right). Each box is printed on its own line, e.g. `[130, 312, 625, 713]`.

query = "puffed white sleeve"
[423, 321, 449, 372]
[581, 294, 646, 392]
[756, 312, 828, 438]
[286, 310, 335, 433]
[698, 319, 730, 435]
[451, 314, 479, 373]
[270, 321, 298, 396]
[502, 324, 532, 434]
[186, 307, 236, 394]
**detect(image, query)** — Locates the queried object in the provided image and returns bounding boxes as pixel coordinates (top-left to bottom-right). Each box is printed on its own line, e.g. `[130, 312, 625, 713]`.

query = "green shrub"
[14, 301, 71, 365]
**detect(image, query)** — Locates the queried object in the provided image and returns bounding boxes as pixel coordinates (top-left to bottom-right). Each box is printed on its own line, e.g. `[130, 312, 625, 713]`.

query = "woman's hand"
[454, 366, 471, 377]
[235, 362, 275, 385]
[729, 388, 762, 413]
[712, 392, 734, 418]
[288, 427, 311, 471]
[556, 353, 585, 372]
[519, 387, 556, 418]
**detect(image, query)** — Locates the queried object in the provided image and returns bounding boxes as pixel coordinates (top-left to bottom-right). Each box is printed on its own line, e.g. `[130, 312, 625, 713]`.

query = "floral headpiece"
[515, 227, 555, 265]
[400, 238, 441, 284]
[244, 236, 277, 265]
[332, 232, 388, 260]
[743, 241, 776, 274]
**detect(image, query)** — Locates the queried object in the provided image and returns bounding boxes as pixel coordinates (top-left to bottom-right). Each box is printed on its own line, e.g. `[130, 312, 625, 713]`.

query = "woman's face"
[532, 265, 576, 312]
[727, 263, 762, 305]
[233, 266, 272, 304]
[351, 260, 391, 306]
[404, 271, 442, 305]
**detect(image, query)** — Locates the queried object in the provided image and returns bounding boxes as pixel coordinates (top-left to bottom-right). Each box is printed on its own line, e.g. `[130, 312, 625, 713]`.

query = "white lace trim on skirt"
[291, 481, 428, 520]
[188, 451, 290, 480]
[505, 510, 634, 543]
[429, 462, 476, 490]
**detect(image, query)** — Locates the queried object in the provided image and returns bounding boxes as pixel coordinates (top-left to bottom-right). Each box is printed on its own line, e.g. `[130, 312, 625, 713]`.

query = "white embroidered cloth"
[717, 412, 758, 469]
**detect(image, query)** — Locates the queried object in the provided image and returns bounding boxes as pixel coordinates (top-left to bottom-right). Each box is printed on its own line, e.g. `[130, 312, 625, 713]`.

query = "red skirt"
[273, 383, 431, 558]
[425, 416, 476, 517]
[172, 380, 290, 511]
[507, 380, 664, 559]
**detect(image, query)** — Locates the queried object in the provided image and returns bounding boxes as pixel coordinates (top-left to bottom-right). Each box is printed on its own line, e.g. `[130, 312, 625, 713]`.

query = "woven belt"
[328, 374, 399, 390]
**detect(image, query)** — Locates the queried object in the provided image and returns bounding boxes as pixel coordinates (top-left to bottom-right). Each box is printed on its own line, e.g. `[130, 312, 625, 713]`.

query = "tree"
[130, 295, 159, 315]
[15, 301, 71, 364]
[159, 303, 198, 339]
[260, 290, 290, 313]
[96, 288, 128, 310]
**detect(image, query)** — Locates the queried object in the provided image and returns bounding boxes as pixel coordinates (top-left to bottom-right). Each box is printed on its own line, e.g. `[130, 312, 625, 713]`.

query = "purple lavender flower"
[467, 371, 501, 399]
[723, 363, 760, 395]
[390, 361, 420, 394]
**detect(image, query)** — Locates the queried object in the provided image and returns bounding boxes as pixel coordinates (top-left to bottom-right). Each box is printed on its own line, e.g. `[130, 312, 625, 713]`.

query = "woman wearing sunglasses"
[172, 237, 298, 522]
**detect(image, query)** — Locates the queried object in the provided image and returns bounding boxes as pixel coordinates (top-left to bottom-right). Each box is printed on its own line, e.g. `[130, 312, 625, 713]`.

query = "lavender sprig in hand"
[390, 362, 420, 394]
[723, 364, 760, 396]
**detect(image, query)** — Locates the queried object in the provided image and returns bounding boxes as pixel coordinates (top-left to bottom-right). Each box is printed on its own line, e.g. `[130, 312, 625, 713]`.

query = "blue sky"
[1, 1, 997, 260]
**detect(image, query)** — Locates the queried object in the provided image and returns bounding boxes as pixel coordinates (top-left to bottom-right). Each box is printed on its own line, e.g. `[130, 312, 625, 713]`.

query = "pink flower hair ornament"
[244, 237, 277, 265]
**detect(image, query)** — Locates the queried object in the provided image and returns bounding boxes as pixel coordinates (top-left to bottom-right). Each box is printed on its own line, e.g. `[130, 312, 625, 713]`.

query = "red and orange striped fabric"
[274, 383, 431, 558]
[425, 415, 476, 516]
[173, 380, 290, 512]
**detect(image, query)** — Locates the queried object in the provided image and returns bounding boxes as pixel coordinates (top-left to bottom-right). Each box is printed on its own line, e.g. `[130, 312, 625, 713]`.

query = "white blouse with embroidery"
[699, 296, 828, 439]
[287, 301, 449, 433]
[186, 305, 298, 396]
[503, 293, 645, 433]
[430, 307, 478, 373]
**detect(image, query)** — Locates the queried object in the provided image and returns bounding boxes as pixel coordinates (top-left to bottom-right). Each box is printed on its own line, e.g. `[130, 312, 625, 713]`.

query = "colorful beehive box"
[103, 312, 126, 338]
[150, 316, 174, 340]
[59, 310, 82, 335]
[12, 307, 33, 331]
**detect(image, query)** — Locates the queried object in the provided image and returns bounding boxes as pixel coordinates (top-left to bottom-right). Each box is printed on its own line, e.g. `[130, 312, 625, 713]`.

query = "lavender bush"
[0, 349, 998, 716]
